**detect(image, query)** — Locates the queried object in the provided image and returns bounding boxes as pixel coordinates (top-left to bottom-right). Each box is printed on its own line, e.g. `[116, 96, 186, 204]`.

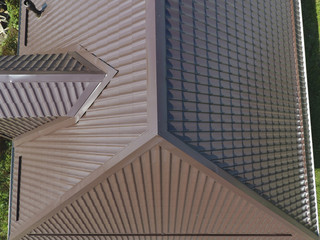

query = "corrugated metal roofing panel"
[0, 80, 95, 138]
[0, 52, 102, 73]
[24, 144, 304, 239]
[10, 0, 317, 239]
[0, 81, 89, 118]
[10, 0, 148, 237]
[20, 237, 296, 240]
[0, 50, 112, 139]
[165, 0, 315, 232]
[0, 117, 56, 138]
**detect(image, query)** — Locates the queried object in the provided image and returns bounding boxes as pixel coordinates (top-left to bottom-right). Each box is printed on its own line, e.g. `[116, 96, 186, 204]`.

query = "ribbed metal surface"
[0, 80, 89, 138]
[20, 237, 297, 240]
[0, 50, 106, 138]
[292, 0, 318, 232]
[0, 53, 101, 73]
[10, 0, 148, 237]
[166, 0, 314, 231]
[0, 81, 89, 118]
[25, 144, 302, 239]
[0, 117, 56, 139]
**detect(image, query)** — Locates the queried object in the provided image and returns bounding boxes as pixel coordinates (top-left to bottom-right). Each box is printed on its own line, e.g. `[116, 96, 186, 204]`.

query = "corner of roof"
[9, 131, 160, 240]
[159, 131, 320, 240]
[66, 46, 119, 121]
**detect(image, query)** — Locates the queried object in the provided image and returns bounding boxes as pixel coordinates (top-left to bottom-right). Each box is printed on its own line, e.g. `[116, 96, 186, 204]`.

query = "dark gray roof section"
[0, 51, 107, 139]
[166, 0, 317, 233]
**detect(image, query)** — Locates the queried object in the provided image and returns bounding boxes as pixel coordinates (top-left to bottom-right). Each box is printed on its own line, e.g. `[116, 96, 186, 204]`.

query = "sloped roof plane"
[0, 48, 117, 139]
[9, 0, 150, 237]
[164, 0, 317, 230]
[15, 138, 315, 239]
[6, 0, 319, 239]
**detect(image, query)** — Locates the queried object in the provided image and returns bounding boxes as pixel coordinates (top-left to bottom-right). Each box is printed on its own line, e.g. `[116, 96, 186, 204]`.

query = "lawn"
[0, 1, 19, 238]
[0, 140, 10, 239]
[301, 0, 320, 227]
[316, 169, 320, 221]
[0, 0, 19, 55]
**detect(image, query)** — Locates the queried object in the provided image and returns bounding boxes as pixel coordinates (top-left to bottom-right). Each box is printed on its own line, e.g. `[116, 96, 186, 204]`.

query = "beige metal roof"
[0, 50, 112, 139]
[0, 116, 56, 138]
[9, 0, 149, 237]
[11, 137, 316, 240]
[6, 0, 319, 239]
[0, 53, 102, 73]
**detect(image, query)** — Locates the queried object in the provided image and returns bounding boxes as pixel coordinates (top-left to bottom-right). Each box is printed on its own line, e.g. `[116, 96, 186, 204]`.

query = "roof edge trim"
[67, 49, 118, 120]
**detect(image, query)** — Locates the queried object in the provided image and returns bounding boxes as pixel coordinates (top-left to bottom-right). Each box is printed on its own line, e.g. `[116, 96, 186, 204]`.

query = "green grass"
[302, 0, 320, 228]
[0, 0, 19, 55]
[316, 170, 320, 220]
[302, 1, 320, 167]
[0, 2, 19, 238]
[0, 139, 11, 240]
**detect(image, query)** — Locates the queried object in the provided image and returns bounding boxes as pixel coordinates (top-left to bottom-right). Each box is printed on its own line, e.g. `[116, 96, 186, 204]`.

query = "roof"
[5, 0, 319, 239]
[0, 49, 112, 139]
[165, 0, 318, 230]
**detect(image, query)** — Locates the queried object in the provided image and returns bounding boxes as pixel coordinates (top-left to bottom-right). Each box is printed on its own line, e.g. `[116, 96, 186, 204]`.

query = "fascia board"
[160, 130, 320, 240]
[9, 130, 159, 240]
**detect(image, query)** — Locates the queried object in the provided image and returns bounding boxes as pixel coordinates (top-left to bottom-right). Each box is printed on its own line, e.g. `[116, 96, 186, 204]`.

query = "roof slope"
[9, 0, 149, 237]
[165, 0, 318, 231]
[12, 138, 316, 240]
[0, 51, 108, 139]
[7, 0, 318, 239]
